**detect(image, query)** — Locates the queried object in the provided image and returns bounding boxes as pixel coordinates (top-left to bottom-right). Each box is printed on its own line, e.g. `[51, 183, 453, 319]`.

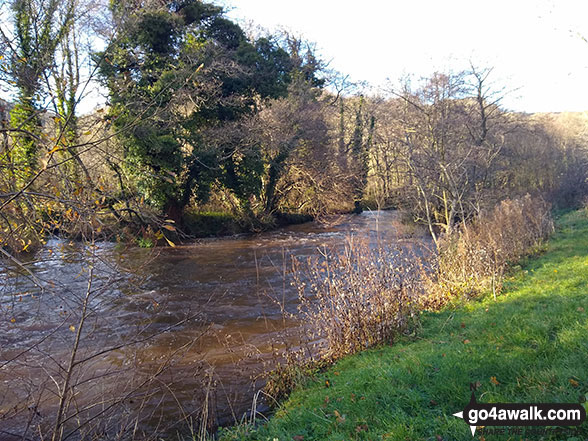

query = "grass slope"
[220, 210, 588, 441]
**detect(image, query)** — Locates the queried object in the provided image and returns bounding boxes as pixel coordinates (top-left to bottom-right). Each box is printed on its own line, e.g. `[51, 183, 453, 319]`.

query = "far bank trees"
[98, 0, 295, 222]
[1, 0, 586, 242]
[358, 70, 587, 246]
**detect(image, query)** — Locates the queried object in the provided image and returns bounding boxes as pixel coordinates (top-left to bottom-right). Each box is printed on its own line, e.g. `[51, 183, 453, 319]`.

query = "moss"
[183, 211, 245, 237]
[182, 211, 315, 238]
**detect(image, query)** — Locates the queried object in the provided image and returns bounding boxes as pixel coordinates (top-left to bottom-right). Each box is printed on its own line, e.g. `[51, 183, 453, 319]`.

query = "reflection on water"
[0, 211, 429, 437]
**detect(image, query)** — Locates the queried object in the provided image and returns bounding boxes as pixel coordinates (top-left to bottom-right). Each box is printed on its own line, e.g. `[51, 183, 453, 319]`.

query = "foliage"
[256, 63, 334, 216]
[349, 95, 372, 213]
[259, 237, 428, 409]
[242, 195, 556, 435]
[97, 1, 295, 220]
[218, 210, 588, 441]
[0, 0, 587, 436]
[293, 238, 424, 359]
[422, 195, 554, 308]
[8, 0, 75, 175]
[183, 210, 245, 237]
[357, 70, 588, 243]
[0, 0, 586, 437]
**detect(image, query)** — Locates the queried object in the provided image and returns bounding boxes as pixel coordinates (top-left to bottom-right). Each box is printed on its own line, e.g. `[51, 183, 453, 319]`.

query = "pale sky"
[222, 0, 588, 113]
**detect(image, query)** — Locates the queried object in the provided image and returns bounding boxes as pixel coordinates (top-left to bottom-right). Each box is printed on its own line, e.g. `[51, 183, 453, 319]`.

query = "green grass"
[219, 210, 588, 441]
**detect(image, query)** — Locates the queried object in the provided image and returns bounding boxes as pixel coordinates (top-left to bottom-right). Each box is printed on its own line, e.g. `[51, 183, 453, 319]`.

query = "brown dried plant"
[423, 195, 554, 309]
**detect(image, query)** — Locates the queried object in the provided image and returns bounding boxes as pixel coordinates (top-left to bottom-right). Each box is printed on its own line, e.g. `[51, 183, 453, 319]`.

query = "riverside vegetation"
[217, 207, 588, 441]
[1, 0, 588, 439]
[246, 195, 554, 409]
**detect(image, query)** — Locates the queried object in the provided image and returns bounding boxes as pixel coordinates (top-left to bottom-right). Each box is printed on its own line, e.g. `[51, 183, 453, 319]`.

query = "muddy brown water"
[0, 211, 429, 439]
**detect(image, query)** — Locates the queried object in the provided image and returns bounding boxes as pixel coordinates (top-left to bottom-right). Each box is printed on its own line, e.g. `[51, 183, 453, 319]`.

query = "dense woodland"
[1, 0, 588, 439]
[1, 0, 587, 252]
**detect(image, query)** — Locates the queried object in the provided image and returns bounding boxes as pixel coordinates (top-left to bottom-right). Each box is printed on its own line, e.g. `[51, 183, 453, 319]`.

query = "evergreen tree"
[98, 0, 293, 222]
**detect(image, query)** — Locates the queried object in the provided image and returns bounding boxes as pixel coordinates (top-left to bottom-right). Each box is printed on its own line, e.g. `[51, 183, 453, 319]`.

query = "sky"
[221, 0, 588, 113]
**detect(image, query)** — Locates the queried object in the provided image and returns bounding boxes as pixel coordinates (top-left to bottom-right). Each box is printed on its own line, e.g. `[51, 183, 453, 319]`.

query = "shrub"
[423, 195, 554, 308]
[292, 238, 425, 359]
[263, 195, 553, 405]
[261, 238, 426, 403]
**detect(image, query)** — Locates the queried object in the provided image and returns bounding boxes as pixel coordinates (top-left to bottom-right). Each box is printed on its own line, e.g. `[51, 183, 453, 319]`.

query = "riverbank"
[182, 211, 315, 238]
[218, 209, 588, 440]
[182, 207, 397, 239]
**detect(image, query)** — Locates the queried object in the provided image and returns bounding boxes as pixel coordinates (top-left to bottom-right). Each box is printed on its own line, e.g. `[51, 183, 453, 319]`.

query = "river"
[0, 210, 429, 439]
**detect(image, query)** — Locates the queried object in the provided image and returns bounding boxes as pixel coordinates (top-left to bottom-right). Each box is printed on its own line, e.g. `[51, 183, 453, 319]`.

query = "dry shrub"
[423, 195, 554, 308]
[263, 354, 331, 404]
[262, 238, 427, 403]
[263, 196, 552, 404]
[293, 237, 426, 359]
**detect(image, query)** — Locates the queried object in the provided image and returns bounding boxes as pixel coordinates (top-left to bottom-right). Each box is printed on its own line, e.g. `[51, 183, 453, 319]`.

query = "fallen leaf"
[570, 379, 579, 387]
[578, 307, 585, 312]
[463, 339, 471, 344]
[490, 376, 500, 385]
[355, 424, 368, 432]
[293, 436, 304, 441]
[461, 322, 466, 328]
[69, 325, 76, 332]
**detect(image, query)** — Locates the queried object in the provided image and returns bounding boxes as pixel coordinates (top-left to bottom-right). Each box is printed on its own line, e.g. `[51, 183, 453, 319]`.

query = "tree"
[1, 3, 209, 439]
[252, 35, 334, 217]
[6, 0, 75, 177]
[47, 0, 97, 183]
[98, 0, 293, 223]
[388, 69, 509, 245]
[348, 95, 374, 213]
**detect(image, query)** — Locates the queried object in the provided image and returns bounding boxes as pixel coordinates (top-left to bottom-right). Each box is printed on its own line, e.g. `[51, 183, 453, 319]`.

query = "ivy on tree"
[98, 0, 293, 222]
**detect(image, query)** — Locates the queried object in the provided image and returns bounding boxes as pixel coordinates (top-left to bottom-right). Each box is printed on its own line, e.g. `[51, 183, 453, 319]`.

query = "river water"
[0, 210, 429, 439]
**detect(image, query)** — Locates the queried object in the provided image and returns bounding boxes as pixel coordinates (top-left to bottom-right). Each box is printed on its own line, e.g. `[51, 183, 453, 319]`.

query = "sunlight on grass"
[218, 210, 588, 441]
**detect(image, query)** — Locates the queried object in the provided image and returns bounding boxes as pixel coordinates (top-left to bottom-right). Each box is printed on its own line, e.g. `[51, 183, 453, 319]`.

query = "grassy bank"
[219, 210, 588, 440]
